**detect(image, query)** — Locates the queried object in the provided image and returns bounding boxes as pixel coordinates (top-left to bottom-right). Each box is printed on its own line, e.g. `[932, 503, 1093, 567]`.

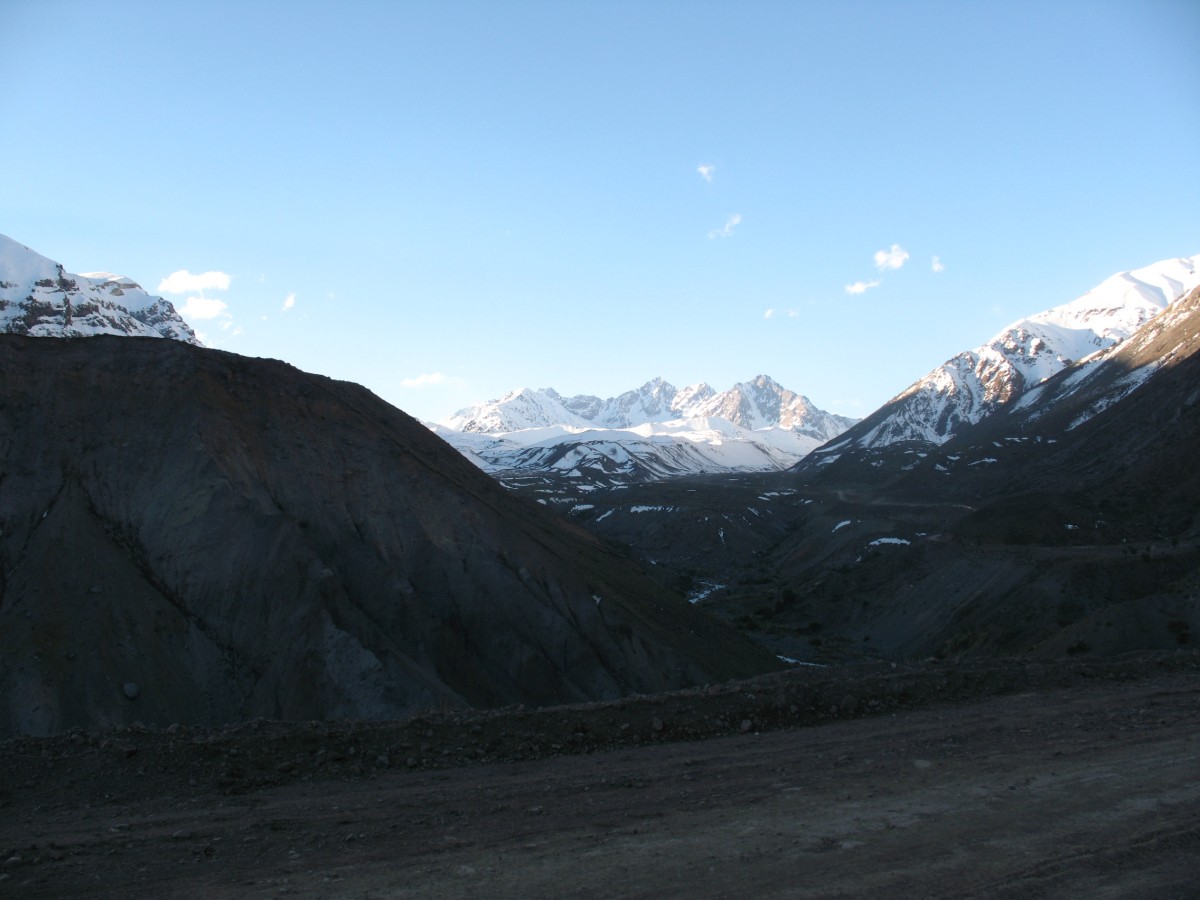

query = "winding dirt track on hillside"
[2, 659, 1198, 898]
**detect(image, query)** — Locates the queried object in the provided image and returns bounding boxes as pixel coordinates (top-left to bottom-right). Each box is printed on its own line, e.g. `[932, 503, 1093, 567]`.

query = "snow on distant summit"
[0, 235, 199, 343]
[445, 375, 855, 438]
[691, 375, 854, 440]
[820, 253, 1200, 453]
[443, 387, 591, 433]
[436, 376, 858, 486]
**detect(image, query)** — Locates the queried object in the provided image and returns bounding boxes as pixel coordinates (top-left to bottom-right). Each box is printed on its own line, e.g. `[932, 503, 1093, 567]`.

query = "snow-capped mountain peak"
[821, 252, 1200, 453]
[692, 374, 857, 439]
[671, 381, 716, 413]
[443, 386, 594, 433]
[0, 235, 199, 344]
[594, 376, 681, 427]
[435, 376, 859, 486]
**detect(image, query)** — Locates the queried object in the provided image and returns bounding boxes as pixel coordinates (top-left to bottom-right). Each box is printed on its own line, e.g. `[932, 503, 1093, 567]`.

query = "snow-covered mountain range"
[434, 376, 858, 485]
[0, 234, 197, 343]
[813, 253, 1200, 459]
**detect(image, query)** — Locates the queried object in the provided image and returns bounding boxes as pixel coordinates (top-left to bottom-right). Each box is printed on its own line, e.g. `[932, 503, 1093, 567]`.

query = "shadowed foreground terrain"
[0, 335, 773, 736]
[1, 653, 1197, 897]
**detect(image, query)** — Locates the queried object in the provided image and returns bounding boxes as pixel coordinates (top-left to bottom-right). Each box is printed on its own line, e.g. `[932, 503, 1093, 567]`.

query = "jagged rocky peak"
[435, 374, 859, 486]
[0, 234, 199, 344]
[693, 375, 857, 439]
[672, 381, 716, 412]
[442, 375, 855, 437]
[597, 376, 680, 427]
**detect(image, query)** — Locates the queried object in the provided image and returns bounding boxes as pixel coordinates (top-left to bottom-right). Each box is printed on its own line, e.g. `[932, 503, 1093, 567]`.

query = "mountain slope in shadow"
[750, 287, 1200, 662]
[0, 336, 776, 736]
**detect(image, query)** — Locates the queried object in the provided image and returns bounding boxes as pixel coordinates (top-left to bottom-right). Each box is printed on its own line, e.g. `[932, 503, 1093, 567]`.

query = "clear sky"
[3, 1, 1198, 423]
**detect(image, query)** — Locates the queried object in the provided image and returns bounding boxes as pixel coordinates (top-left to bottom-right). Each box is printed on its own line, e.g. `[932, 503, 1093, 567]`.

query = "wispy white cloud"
[874, 244, 909, 271]
[708, 213, 742, 239]
[158, 270, 231, 294]
[179, 296, 229, 319]
[845, 280, 881, 295]
[282, 292, 296, 311]
[764, 308, 775, 319]
[401, 372, 460, 389]
[931, 255, 945, 273]
[697, 164, 715, 183]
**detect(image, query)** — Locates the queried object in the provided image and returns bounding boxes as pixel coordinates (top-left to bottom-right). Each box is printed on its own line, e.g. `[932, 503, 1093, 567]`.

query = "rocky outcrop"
[0, 235, 198, 343]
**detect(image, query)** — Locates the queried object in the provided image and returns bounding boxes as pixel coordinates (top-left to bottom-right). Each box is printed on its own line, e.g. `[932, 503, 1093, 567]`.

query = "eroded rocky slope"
[0, 336, 775, 736]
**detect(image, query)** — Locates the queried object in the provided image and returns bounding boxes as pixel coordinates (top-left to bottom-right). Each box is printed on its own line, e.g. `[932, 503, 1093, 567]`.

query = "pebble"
[122, 683, 140, 700]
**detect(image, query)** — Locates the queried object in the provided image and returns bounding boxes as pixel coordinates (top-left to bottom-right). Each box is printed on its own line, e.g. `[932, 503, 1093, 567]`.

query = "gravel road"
[2, 654, 1197, 898]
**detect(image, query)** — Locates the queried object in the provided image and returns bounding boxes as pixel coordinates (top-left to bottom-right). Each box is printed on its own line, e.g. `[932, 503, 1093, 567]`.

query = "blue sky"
[3, 1, 1198, 422]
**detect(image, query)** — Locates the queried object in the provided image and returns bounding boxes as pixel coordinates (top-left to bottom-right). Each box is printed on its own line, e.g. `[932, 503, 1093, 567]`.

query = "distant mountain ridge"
[0, 234, 198, 343]
[812, 253, 1200, 457]
[435, 376, 858, 487]
[444, 375, 855, 440]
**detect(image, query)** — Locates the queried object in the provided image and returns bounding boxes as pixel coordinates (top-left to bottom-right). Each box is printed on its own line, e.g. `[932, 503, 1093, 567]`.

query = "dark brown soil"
[2, 652, 1197, 897]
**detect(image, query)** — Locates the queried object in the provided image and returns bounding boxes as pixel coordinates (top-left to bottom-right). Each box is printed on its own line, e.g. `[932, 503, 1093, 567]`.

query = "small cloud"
[845, 280, 881, 295]
[874, 244, 909, 271]
[787, 309, 800, 318]
[708, 213, 742, 239]
[697, 164, 715, 182]
[764, 308, 775, 319]
[232, 326, 244, 336]
[931, 255, 945, 273]
[179, 296, 229, 319]
[158, 270, 231, 294]
[282, 292, 296, 311]
[401, 372, 459, 389]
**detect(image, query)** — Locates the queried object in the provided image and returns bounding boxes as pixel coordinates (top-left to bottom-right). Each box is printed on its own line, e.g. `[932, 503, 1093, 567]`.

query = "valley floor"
[2, 654, 1198, 898]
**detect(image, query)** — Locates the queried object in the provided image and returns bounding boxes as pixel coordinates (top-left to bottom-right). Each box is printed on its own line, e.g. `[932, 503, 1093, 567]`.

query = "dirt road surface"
[2, 656, 1198, 898]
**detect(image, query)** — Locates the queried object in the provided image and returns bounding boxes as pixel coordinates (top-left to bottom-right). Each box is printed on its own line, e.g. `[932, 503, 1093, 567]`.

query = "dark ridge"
[0, 335, 777, 736]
